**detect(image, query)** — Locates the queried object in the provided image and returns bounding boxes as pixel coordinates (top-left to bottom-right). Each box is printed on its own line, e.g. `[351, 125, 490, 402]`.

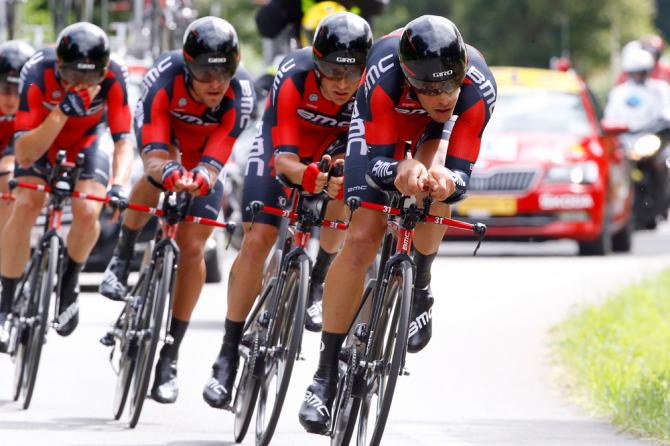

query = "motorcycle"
[619, 119, 670, 229]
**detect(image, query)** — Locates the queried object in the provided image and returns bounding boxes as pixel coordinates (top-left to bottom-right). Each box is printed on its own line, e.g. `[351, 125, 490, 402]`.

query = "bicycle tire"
[233, 244, 283, 444]
[112, 241, 154, 420]
[254, 255, 308, 446]
[127, 247, 173, 428]
[330, 281, 377, 446]
[19, 235, 59, 410]
[11, 256, 41, 402]
[233, 336, 262, 443]
[356, 260, 412, 446]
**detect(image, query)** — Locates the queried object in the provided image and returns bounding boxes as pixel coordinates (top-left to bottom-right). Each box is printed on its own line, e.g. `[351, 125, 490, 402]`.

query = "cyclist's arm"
[139, 87, 172, 182]
[275, 152, 309, 185]
[107, 62, 134, 187]
[14, 82, 66, 166]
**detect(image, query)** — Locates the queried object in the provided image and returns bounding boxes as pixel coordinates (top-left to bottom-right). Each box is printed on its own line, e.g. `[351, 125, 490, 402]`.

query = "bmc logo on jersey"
[297, 109, 349, 128]
[432, 69, 454, 78]
[336, 57, 356, 63]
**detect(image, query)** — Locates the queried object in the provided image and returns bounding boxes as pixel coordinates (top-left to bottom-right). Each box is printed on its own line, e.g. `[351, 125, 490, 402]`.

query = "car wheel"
[611, 217, 633, 253]
[205, 231, 225, 283]
[578, 215, 612, 256]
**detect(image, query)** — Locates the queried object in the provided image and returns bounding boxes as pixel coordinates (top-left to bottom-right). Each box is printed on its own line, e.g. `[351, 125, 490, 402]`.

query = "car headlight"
[544, 161, 599, 185]
[629, 134, 661, 160]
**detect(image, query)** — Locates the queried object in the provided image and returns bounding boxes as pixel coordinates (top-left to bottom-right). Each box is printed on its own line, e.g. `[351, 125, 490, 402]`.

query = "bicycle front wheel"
[16, 235, 59, 410]
[127, 247, 173, 428]
[255, 255, 309, 446]
[356, 260, 412, 446]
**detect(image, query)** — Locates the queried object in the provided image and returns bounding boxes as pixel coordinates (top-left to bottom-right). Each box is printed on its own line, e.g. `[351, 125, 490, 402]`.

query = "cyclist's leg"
[407, 136, 450, 352]
[57, 151, 109, 336]
[299, 146, 387, 433]
[100, 147, 171, 300]
[0, 167, 46, 351]
[0, 152, 15, 250]
[204, 129, 285, 409]
[306, 142, 346, 332]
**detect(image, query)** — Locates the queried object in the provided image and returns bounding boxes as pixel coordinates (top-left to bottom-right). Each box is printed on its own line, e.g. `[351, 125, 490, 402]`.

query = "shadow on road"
[0, 416, 129, 432]
[71, 442, 236, 446]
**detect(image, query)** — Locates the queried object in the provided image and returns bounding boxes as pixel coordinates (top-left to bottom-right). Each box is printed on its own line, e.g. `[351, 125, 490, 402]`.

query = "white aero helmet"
[622, 46, 654, 73]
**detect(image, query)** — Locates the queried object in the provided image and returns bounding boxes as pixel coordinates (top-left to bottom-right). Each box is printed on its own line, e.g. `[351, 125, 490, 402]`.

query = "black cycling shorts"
[14, 143, 110, 187]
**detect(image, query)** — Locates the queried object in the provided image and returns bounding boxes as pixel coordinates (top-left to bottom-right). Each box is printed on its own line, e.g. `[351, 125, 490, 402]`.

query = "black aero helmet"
[0, 40, 34, 94]
[399, 15, 467, 96]
[182, 16, 240, 83]
[312, 11, 372, 82]
[56, 22, 110, 86]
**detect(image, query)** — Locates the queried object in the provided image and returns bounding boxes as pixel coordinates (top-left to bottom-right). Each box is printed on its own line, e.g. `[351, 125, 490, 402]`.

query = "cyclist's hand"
[427, 165, 456, 201]
[395, 157, 429, 196]
[59, 85, 101, 117]
[189, 166, 211, 196]
[301, 162, 328, 193]
[106, 184, 127, 223]
[326, 158, 344, 200]
[161, 160, 188, 191]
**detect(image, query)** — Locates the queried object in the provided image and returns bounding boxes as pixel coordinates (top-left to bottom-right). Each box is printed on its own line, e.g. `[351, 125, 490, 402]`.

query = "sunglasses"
[187, 63, 234, 84]
[0, 78, 19, 95]
[315, 60, 364, 83]
[58, 63, 107, 86]
[406, 77, 461, 97]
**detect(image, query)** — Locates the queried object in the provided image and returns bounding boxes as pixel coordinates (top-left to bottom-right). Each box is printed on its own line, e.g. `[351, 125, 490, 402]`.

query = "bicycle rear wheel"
[16, 235, 59, 410]
[233, 331, 262, 443]
[112, 244, 153, 420]
[127, 248, 173, 428]
[254, 255, 309, 446]
[356, 260, 412, 446]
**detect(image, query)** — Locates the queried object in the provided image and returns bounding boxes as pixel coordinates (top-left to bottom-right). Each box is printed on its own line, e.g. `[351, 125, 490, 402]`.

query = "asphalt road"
[1, 223, 669, 446]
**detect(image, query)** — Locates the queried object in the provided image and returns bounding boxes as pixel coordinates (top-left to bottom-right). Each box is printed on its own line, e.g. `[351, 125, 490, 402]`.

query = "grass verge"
[555, 269, 670, 440]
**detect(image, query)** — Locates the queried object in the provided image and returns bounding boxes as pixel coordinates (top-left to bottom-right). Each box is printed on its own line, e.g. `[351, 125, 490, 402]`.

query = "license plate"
[456, 196, 517, 217]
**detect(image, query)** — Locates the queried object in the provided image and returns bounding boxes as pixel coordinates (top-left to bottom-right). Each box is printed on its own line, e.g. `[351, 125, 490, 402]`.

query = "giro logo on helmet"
[432, 70, 454, 78]
[336, 56, 357, 63]
[208, 57, 227, 63]
[77, 63, 96, 70]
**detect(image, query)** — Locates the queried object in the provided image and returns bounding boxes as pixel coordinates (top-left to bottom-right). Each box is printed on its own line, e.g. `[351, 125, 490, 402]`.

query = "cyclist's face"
[0, 91, 19, 115]
[319, 75, 360, 106]
[416, 88, 461, 123]
[191, 77, 231, 108]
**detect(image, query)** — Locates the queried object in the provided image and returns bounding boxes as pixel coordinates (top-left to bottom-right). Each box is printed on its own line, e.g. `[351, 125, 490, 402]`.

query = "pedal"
[99, 332, 115, 347]
[297, 353, 306, 361]
[401, 366, 410, 376]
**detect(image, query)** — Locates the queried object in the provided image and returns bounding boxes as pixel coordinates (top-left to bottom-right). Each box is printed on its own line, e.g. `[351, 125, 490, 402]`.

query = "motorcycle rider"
[606, 45, 670, 132]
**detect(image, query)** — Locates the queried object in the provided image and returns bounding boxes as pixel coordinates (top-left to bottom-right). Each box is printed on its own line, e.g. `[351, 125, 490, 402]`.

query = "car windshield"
[487, 90, 592, 135]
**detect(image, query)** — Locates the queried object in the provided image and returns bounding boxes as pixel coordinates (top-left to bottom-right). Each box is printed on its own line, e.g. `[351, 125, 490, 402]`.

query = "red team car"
[453, 67, 634, 255]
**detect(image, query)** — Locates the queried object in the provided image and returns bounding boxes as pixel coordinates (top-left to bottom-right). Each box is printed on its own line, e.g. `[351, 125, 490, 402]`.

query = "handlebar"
[346, 196, 487, 256]
[249, 200, 348, 231]
[7, 181, 236, 231]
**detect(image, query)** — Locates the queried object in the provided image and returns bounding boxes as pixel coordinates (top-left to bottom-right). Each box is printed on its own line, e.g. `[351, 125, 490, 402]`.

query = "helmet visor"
[187, 62, 235, 83]
[405, 76, 461, 97]
[58, 62, 107, 86]
[315, 59, 364, 82]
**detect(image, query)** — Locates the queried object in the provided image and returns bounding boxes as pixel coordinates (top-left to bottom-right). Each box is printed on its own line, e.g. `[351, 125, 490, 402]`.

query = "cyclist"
[298, 15, 497, 433]
[0, 40, 34, 350]
[99, 16, 256, 404]
[201, 12, 372, 410]
[0, 22, 133, 342]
